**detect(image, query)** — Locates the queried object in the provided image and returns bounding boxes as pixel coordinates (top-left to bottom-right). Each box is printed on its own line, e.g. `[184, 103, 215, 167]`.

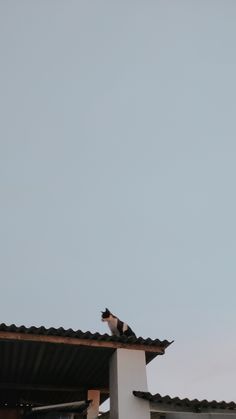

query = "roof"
[0, 323, 173, 409]
[133, 391, 236, 413]
[0, 323, 173, 349]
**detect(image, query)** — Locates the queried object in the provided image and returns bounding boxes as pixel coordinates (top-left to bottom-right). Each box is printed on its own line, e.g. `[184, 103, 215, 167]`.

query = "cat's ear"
[106, 308, 110, 313]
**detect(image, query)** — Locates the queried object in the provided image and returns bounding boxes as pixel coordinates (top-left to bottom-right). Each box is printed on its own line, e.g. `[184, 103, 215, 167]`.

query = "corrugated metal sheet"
[0, 323, 173, 409]
[0, 340, 110, 406]
[133, 391, 236, 412]
[0, 323, 173, 348]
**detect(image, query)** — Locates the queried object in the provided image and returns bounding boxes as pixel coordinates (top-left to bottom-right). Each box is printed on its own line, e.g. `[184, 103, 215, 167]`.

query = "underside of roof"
[0, 323, 173, 409]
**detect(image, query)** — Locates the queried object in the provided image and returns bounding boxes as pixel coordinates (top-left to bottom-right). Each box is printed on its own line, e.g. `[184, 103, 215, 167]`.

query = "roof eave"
[0, 330, 172, 354]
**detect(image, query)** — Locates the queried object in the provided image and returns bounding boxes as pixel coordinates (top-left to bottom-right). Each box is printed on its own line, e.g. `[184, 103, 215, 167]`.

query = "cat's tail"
[123, 327, 136, 338]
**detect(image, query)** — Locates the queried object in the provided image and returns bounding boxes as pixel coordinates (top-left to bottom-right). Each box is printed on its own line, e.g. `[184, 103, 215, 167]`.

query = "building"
[0, 323, 235, 419]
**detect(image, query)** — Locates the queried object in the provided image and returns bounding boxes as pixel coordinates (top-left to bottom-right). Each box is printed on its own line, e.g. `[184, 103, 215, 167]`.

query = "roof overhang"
[0, 329, 169, 354]
[0, 325, 173, 409]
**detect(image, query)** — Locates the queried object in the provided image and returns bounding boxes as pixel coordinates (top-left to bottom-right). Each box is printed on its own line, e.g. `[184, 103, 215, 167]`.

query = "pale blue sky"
[1, 0, 236, 404]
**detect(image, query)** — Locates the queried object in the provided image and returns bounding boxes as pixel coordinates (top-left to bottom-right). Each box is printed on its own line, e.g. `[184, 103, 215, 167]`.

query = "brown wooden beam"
[0, 331, 166, 354]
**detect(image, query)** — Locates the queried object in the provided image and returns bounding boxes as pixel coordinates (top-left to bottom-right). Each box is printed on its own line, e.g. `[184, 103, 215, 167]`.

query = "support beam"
[109, 349, 150, 419]
[32, 401, 89, 412]
[0, 382, 108, 393]
[87, 390, 100, 419]
[0, 331, 166, 354]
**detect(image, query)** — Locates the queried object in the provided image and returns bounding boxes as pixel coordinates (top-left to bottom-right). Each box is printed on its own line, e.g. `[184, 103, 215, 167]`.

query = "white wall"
[109, 349, 150, 419]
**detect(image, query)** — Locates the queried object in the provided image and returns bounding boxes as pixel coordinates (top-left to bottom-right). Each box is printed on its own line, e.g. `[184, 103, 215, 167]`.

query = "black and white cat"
[101, 308, 136, 338]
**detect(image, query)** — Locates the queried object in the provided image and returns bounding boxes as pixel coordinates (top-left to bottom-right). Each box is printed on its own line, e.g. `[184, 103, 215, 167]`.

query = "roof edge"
[133, 391, 236, 413]
[0, 323, 173, 353]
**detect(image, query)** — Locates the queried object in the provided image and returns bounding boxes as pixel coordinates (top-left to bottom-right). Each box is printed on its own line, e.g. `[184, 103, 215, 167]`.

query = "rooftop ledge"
[0, 323, 173, 354]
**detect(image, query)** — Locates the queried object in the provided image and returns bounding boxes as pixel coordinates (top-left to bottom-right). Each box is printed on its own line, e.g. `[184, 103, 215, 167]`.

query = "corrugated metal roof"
[0, 339, 110, 407]
[0, 323, 173, 409]
[133, 391, 236, 412]
[0, 323, 173, 348]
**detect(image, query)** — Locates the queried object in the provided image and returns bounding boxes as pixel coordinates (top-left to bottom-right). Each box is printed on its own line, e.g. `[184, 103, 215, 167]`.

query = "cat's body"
[101, 308, 136, 338]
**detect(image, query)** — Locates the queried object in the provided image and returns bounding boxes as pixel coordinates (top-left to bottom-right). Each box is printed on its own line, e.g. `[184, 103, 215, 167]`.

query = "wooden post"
[87, 389, 100, 419]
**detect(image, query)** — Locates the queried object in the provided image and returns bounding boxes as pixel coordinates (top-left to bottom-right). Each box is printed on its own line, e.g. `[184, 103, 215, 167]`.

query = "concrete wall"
[109, 348, 150, 419]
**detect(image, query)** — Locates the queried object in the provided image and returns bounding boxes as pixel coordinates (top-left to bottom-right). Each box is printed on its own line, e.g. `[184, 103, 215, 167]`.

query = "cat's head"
[101, 308, 112, 321]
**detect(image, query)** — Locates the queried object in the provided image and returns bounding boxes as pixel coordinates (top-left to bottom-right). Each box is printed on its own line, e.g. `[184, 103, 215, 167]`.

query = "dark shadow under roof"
[0, 323, 173, 408]
[133, 391, 236, 413]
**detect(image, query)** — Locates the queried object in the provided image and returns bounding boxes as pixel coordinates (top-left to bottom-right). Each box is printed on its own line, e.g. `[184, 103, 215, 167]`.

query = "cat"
[101, 308, 136, 338]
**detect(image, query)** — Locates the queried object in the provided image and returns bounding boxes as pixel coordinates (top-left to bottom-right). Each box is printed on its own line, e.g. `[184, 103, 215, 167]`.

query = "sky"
[1, 0, 236, 406]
